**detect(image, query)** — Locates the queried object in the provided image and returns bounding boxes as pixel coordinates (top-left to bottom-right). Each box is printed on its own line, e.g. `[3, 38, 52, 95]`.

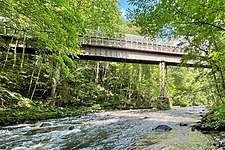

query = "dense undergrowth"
[0, 53, 213, 126]
[200, 104, 225, 131]
[0, 106, 85, 126]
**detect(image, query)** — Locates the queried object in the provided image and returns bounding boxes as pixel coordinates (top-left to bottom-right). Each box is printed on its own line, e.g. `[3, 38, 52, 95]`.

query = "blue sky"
[119, 0, 133, 18]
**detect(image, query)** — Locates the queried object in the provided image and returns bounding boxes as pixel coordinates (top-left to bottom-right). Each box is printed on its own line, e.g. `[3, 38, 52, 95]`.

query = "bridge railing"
[0, 25, 37, 39]
[80, 29, 184, 54]
[0, 26, 184, 54]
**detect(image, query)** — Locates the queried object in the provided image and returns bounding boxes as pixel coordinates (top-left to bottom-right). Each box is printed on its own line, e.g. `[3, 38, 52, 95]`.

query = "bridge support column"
[157, 61, 172, 110]
[160, 61, 167, 97]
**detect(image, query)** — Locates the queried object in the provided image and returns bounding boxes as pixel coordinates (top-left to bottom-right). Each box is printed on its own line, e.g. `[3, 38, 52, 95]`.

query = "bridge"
[79, 29, 194, 65]
[1, 27, 192, 65]
[0, 27, 198, 109]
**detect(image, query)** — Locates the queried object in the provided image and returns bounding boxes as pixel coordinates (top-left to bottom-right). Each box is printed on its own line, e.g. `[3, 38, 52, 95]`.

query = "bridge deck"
[0, 27, 195, 65]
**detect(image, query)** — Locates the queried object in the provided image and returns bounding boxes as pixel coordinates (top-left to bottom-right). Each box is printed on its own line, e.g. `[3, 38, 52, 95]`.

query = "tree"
[74, 0, 122, 34]
[0, 0, 122, 104]
[118, 19, 140, 35]
[128, 0, 225, 104]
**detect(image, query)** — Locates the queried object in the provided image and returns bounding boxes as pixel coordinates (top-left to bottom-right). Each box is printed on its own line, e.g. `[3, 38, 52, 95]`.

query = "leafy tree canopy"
[74, 0, 122, 34]
[128, 0, 225, 103]
[1, 0, 82, 55]
[128, 0, 225, 56]
[0, 0, 122, 55]
[119, 19, 140, 35]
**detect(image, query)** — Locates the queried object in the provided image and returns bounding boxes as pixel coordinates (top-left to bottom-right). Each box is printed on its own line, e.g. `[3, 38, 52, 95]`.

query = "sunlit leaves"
[128, 0, 225, 104]
[0, 0, 122, 106]
[74, 0, 122, 35]
[1, 0, 83, 57]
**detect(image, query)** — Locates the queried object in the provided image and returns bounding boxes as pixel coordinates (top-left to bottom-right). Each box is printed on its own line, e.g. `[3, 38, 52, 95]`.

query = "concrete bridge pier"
[157, 61, 172, 110]
[160, 61, 167, 97]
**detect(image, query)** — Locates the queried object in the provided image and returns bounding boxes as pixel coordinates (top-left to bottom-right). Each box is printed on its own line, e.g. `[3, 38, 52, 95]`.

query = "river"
[0, 106, 215, 150]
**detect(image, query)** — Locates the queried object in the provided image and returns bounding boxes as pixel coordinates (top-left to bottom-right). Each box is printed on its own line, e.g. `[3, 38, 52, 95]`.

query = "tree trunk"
[95, 62, 99, 83]
[27, 55, 41, 97]
[212, 65, 223, 104]
[31, 62, 41, 100]
[20, 36, 26, 68]
[128, 66, 133, 101]
[12, 40, 18, 69]
[2, 37, 14, 71]
[51, 61, 60, 98]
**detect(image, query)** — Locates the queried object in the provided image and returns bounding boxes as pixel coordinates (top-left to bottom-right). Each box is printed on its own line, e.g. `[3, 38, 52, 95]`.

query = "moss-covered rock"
[0, 106, 97, 126]
[156, 97, 172, 110]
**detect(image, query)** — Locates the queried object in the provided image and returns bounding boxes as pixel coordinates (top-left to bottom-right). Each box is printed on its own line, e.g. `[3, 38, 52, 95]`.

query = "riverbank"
[192, 104, 225, 131]
[1, 104, 225, 133]
[0, 106, 99, 127]
[190, 105, 225, 149]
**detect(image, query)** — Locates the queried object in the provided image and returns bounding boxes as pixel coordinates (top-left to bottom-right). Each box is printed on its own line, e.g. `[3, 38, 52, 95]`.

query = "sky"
[118, 0, 133, 18]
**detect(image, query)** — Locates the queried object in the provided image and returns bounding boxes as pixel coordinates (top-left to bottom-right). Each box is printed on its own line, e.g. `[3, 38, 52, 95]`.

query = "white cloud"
[120, 9, 126, 18]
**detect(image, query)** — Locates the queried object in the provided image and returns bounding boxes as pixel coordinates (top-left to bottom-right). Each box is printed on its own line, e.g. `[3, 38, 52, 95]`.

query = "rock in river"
[39, 122, 52, 127]
[179, 123, 188, 126]
[68, 126, 75, 130]
[153, 125, 172, 132]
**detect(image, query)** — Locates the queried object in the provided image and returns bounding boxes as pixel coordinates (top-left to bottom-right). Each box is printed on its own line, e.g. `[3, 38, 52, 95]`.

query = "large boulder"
[153, 125, 172, 132]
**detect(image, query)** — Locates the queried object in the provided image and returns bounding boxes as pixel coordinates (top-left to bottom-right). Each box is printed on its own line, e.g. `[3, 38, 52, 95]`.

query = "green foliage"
[156, 97, 171, 110]
[119, 20, 140, 35]
[0, 54, 216, 126]
[167, 67, 212, 106]
[202, 104, 225, 130]
[0, 106, 95, 126]
[0, 0, 122, 105]
[128, 0, 225, 105]
[0, 0, 221, 127]
[1, 0, 83, 55]
[128, 0, 225, 39]
[75, 0, 122, 34]
[91, 104, 102, 110]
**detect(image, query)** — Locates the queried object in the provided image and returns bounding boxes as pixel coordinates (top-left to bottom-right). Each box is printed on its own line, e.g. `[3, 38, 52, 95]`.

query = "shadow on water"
[0, 106, 213, 150]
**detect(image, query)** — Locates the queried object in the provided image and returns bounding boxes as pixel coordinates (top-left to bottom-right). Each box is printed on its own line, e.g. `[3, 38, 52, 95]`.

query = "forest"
[0, 0, 224, 131]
